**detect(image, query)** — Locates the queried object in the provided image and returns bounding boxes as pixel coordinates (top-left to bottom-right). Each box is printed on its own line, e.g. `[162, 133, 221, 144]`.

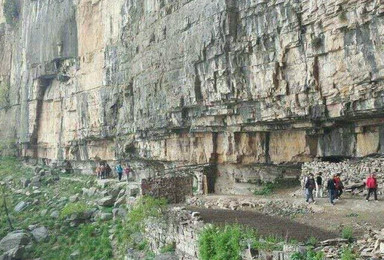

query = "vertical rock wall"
[0, 0, 384, 193]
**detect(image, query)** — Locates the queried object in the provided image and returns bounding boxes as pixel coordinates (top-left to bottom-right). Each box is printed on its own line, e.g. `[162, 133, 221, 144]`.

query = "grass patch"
[341, 226, 354, 242]
[113, 196, 167, 259]
[127, 195, 167, 232]
[253, 178, 299, 196]
[341, 247, 356, 260]
[198, 224, 284, 260]
[60, 202, 90, 219]
[291, 249, 324, 260]
[160, 243, 175, 253]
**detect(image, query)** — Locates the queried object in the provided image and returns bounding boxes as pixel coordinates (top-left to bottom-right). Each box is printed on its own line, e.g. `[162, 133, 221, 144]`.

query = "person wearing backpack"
[366, 173, 378, 202]
[124, 164, 132, 182]
[100, 163, 106, 179]
[305, 174, 316, 203]
[315, 172, 323, 198]
[106, 163, 112, 178]
[115, 162, 124, 181]
[327, 175, 336, 205]
[334, 174, 344, 199]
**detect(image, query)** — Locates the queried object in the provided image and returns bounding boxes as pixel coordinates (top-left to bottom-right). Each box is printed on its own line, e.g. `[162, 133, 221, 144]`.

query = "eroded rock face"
[0, 0, 384, 193]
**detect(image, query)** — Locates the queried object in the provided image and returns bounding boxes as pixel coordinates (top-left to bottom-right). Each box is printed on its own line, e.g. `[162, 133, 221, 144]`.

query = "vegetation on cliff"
[2, 0, 19, 26]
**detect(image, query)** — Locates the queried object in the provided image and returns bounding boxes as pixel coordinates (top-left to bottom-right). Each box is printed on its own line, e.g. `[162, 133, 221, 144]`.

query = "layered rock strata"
[1, 0, 384, 194]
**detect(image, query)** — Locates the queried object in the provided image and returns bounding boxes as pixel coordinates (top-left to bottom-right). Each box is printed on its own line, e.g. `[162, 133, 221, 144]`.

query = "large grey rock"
[112, 208, 127, 219]
[31, 226, 49, 242]
[98, 213, 113, 221]
[114, 196, 126, 207]
[0, 231, 30, 251]
[97, 196, 115, 207]
[50, 210, 59, 219]
[0, 246, 25, 260]
[82, 187, 97, 197]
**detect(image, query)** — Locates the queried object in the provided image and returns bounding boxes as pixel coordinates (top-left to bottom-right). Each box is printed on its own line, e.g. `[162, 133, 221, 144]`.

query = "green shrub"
[127, 196, 167, 232]
[253, 178, 300, 196]
[307, 250, 325, 260]
[0, 81, 10, 109]
[290, 252, 305, 260]
[2, 0, 19, 25]
[199, 225, 244, 260]
[341, 226, 354, 242]
[290, 250, 324, 260]
[198, 225, 262, 260]
[160, 243, 175, 253]
[253, 182, 275, 196]
[60, 202, 89, 219]
[306, 236, 318, 247]
[341, 247, 356, 260]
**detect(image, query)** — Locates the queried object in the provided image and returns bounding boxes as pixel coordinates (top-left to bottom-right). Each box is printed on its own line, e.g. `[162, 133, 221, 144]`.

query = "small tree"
[0, 184, 14, 230]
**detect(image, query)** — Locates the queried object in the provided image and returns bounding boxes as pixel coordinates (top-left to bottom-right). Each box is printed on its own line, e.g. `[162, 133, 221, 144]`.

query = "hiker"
[100, 163, 106, 179]
[65, 160, 73, 174]
[327, 175, 336, 205]
[106, 163, 112, 178]
[315, 172, 323, 198]
[124, 164, 131, 182]
[305, 174, 316, 203]
[115, 162, 124, 181]
[95, 164, 101, 179]
[334, 174, 344, 199]
[366, 173, 378, 202]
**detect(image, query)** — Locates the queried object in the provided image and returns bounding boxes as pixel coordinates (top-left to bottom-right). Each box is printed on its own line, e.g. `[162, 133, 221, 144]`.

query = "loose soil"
[187, 186, 384, 241]
[188, 207, 338, 242]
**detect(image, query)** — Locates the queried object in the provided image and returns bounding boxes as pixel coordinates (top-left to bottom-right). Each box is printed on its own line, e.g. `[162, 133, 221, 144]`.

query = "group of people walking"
[95, 161, 132, 182]
[303, 172, 379, 205]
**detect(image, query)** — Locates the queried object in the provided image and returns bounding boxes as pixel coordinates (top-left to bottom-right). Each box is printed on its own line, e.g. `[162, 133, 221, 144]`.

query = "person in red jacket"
[366, 173, 378, 202]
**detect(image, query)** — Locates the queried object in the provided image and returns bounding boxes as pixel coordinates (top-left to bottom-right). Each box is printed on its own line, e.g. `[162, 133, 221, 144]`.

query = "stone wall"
[145, 208, 204, 260]
[141, 176, 193, 203]
[1, 0, 384, 194]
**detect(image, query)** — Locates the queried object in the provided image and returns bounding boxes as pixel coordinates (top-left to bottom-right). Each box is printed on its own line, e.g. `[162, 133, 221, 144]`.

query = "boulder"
[31, 227, 48, 242]
[31, 176, 41, 188]
[50, 210, 59, 219]
[97, 196, 115, 207]
[99, 213, 113, 221]
[82, 187, 97, 197]
[0, 231, 30, 252]
[114, 196, 126, 207]
[14, 201, 28, 213]
[112, 208, 127, 219]
[0, 246, 25, 260]
[69, 194, 79, 203]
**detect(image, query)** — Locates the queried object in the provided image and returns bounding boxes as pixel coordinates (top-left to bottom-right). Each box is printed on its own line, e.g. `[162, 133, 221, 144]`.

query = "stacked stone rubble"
[302, 157, 384, 195]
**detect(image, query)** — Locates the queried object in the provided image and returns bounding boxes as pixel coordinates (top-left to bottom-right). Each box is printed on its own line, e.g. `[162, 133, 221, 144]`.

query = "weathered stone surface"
[1, 0, 384, 194]
[0, 231, 30, 252]
[14, 201, 28, 213]
[97, 196, 115, 207]
[31, 227, 49, 242]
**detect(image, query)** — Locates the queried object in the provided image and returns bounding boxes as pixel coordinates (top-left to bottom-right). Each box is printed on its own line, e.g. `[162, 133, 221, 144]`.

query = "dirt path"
[188, 207, 338, 242]
[187, 188, 384, 239]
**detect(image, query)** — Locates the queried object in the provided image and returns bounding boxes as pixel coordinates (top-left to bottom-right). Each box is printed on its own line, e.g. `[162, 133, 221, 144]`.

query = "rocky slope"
[1, 0, 384, 194]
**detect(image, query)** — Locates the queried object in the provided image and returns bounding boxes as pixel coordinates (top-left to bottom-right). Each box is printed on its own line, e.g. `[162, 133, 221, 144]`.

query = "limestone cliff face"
[1, 0, 384, 193]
